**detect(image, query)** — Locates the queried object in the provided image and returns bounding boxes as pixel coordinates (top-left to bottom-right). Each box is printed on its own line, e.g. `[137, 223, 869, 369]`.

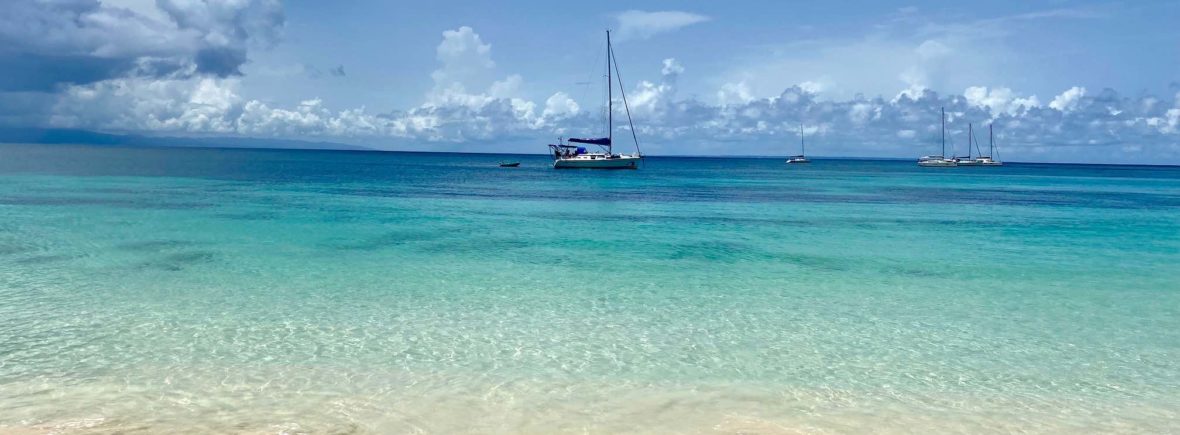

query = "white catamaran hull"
[553, 154, 640, 169]
[955, 158, 1002, 166]
[918, 159, 957, 167]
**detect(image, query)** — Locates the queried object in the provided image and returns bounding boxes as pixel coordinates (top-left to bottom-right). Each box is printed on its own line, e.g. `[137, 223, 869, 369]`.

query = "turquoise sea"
[1, 144, 1178, 434]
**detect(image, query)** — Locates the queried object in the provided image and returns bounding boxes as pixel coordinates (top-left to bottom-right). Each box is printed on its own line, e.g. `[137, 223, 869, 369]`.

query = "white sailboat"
[918, 107, 957, 167]
[786, 123, 810, 164]
[954, 123, 981, 166]
[548, 31, 642, 169]
[955, 122, 1003, 166]
[976, 123, 1003, 166]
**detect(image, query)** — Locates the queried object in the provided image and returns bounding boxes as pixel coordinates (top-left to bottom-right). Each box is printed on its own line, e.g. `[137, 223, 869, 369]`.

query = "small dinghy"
[499, 161, 521, 167]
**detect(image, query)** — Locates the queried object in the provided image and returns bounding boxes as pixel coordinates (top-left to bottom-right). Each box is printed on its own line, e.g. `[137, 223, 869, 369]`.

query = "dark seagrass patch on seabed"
[775, 252, 853, 271]
[134, 251, 218, 272]
[321, 229, 450, 251]
[415, 235, 534, 255]
[13, 253, 82, 265]
[880, 186, 1180, 209]
[665, 240, 779, 263]
[116, 240, 201, 252]
[0, 244, 37, 256]
[0, 194, 213, 210]
[214, 210, 282, 221]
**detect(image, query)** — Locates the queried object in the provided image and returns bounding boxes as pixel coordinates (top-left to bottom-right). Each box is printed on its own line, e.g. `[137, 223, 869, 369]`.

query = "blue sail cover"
[568, 137, 611, 146]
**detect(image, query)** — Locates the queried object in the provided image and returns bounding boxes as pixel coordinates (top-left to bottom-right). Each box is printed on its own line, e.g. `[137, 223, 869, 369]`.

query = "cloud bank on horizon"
[1, 0, 1178, 163]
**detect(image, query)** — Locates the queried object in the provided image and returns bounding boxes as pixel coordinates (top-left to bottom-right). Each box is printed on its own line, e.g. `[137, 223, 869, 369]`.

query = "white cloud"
[717, 82, 754, 106]
[429, 26, 493, 100]
[798, 81, 826, 94]
[626, 58, 683, 118]
[1049, 86, 1086, 112]
[716, 6, 1100, 102]
[19, 16, 1180, 163]
[100, 0, 171, 23]
[849, 102, 881, 124]
[43, 61, 1180, 162]
[614, 10, 710, 41]
[661, 58, 685, 76]
[915, 40, 952, 59]
[543, 92, 579, 119]
[488, 75, 522, 99]
[964, 86, 1040, 116]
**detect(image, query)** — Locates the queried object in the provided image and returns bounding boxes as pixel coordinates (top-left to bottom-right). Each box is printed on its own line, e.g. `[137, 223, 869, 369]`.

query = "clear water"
[1, 144, 1178, 434]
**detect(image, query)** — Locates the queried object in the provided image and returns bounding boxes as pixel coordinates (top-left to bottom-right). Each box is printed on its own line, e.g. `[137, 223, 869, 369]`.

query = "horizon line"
[5, 141, 1179, 168]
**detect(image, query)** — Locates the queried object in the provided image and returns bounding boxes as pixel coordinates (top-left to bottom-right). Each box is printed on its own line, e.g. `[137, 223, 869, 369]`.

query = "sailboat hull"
[955, 158, 1002, 166]
[918, 159, 957, 167]
[553, 154, 641, 169]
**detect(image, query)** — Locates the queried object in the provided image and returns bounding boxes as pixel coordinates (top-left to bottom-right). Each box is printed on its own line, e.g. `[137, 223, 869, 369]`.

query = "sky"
[1, 0, 1179, 163]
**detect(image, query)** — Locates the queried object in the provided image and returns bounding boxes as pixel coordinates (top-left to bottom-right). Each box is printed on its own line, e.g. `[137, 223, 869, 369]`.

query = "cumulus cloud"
[623, 58, 683, 119]
[43, 26, 562, 143]
[1049, 86, 1086, 112]
[5, 10, 1179, 163]
[615, 10, 710, 41]
[50, 72, 242, 133]
[963, 86, 1040, 116]
[718, 6, 1103, 103]
[429, 26, 495, 100]
[543, 92, 579, 119]
[41, 49, 1180, 162]
[717, 82, 754, 106]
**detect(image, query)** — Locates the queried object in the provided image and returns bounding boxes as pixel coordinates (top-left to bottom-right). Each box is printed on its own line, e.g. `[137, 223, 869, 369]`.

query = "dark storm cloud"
[0, 53, 134, 91]
[194, 47, 249, 77]
[0, 0, 284, 91]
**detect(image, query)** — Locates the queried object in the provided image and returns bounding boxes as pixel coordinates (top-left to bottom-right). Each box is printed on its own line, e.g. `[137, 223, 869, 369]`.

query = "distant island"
[0, 128, 373, 152]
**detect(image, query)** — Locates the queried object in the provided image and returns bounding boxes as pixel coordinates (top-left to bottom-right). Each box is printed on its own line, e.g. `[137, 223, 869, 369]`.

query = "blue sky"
[2, 0, 1179, 163]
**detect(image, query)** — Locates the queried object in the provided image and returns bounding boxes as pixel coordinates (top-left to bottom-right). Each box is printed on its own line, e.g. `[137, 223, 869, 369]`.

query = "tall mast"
[989, 123, 994, 157]
[941, 107, 945, 157]
[606, 30, 612, 155]
[968, 123, 973, 159]
[800, 123, 805, 156]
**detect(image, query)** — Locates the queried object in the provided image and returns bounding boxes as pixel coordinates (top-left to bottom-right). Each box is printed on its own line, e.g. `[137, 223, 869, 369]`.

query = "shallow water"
[1, 144, 1178, 434]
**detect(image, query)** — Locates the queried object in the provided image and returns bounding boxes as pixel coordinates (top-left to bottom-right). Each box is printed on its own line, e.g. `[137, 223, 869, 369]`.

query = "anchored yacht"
[786, 123, 810, 164]
[918, 107, 957, 167]
[548, 31, 641, 169]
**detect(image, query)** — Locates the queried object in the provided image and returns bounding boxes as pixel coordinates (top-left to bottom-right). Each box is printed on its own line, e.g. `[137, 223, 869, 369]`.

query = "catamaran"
[548, 31, 642, 169]
[955, 122, 1003, 166]
[786, 123, 810, 164]
[918, 107, 957, 167]
[976, 124, 1003, 166]
[954, 123, 981, 166]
